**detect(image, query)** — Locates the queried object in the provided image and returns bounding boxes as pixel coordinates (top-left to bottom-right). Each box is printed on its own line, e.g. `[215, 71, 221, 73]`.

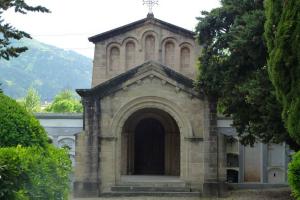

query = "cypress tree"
[265, 0, 300, 143]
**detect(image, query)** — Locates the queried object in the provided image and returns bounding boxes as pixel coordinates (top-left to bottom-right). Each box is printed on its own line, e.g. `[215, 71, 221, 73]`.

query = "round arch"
[121, 108, 180, 176]
[110, 96, 192, 182]
[110, 96, 192, 139]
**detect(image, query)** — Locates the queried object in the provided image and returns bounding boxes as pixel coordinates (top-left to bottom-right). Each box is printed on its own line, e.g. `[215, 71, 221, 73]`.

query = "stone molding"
[109, 96, 193, 139]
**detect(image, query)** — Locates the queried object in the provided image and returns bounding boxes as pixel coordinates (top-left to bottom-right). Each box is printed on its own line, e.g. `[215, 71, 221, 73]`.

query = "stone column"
[203, 98, 227, 197]
[73, 97, 101, 197]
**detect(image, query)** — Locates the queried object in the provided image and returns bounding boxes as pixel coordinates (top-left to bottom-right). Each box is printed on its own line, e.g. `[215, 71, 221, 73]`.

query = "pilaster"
[73, 97, 101, 197]
[203, 98, 228, 197]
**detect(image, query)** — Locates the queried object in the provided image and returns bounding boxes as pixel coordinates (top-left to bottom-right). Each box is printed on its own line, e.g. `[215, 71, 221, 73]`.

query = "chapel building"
[74, 13, 227, 197]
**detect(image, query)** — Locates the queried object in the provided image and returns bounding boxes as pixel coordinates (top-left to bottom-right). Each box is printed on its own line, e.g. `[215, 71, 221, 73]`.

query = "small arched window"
[145, 35, 155, 61]
[125, 42, 136, 69]
[180, 47, 190, 69]
[165, 41, 175, 67]
[109, 47, 120, 71]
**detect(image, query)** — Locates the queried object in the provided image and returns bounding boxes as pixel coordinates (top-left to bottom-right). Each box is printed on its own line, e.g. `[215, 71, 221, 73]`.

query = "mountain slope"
[0, 38, 92, 100]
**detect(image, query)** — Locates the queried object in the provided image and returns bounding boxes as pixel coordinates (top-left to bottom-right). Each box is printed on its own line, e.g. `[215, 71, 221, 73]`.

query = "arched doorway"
[134, 118, 165, 175]
[121, 108, 180, 176]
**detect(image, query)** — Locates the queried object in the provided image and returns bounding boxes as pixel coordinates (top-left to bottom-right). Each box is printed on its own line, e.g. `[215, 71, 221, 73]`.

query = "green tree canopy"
[0, 93, 72, 199]
[18, 86, 41, 113]
[46, 89, 82, 113]
[0, 0, 50, 60]
[265, 0, 300, 144]
[0, 93, 48, 147]
[196, 0, 297, 149]
[0, 145, 71, 200]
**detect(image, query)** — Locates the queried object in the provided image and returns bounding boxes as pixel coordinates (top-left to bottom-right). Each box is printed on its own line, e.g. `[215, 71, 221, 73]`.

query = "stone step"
[102, 191, 201, 197]
[117, 182, 186, 187]
[111, 185, 191, 192]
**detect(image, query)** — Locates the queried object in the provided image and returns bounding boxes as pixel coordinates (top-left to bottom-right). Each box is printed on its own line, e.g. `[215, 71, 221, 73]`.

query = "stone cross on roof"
[143, 0, 158, 14]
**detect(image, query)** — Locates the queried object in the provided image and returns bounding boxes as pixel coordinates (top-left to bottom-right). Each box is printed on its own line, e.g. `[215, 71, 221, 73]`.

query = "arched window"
[145, 35, 155, 61]
[164, 41, 175, 67]
[125, 42, 135, 69]
[109, 47, 120, 71]
[180, 47, 190, 69]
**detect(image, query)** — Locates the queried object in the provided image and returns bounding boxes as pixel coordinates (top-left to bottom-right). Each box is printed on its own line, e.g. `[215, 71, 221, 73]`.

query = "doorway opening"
[121, 108, 180, 176]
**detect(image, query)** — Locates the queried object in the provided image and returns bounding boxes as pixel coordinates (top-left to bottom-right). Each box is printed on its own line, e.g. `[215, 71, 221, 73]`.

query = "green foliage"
[0, 38, 92, 100]
[19, 87, 41, 113]
[265, 0, 300, 144]
[0, 93, 48, 147]
[0, 145, 72, 200]
[0, 93, 71, 199]
[288, 151, 300, 200]
[195, 0, 294, 147]
[0, 148, 26, 199]
[46, 89, 82, 113]
[0, 0, 49, 60]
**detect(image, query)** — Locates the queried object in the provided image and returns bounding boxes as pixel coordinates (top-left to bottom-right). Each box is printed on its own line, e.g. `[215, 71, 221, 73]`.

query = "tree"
[265, 0, 300, 144]
[0, 146, 71, 200]
[0, 93, 48, 147]
[264, 1, 300, 198]
[46, 89, 82, 113]
[0, 0, 50, 60]
[195, 0, 297, 149]
[19, 87, 41, 113]
[0, 93, 72, 199]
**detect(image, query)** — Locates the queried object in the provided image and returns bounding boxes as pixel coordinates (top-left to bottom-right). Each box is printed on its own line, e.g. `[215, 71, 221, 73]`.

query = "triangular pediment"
[89, 16, 195, 43]
[76, 61, 203, 99]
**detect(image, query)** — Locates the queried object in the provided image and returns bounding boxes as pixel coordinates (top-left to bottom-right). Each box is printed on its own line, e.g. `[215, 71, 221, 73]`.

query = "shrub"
[0, 147, 26, 199]
[0, 145, 72, 200]
[288, 151, 300, 200]
[0, 93, 48, 147]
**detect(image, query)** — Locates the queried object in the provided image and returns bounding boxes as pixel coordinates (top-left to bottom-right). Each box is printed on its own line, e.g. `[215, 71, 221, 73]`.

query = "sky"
[3, 0, 220, 58]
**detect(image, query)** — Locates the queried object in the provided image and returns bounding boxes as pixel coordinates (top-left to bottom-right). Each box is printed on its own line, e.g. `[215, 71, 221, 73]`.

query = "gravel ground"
[72, 187, 293, 200]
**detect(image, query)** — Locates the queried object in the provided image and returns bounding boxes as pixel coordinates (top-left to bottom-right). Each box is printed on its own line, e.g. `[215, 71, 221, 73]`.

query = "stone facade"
[90, 14, 199, 86]
[35, 113, 290, 188]
[74, 14, 223, 198]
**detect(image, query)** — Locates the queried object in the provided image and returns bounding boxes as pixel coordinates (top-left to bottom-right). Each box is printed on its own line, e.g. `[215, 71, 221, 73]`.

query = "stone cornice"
[76, 61, 204, 99]
[88, 17, 195, 43]
[35, 113, 83, 119]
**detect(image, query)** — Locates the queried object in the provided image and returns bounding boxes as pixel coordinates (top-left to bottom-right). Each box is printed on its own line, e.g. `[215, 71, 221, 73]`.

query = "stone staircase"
[102, 176, 201, 197]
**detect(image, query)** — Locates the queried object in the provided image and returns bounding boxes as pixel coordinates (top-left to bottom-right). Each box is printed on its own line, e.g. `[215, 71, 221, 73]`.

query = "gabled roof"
[76, 61, 203, 99]
[89, 14, 195, 43]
